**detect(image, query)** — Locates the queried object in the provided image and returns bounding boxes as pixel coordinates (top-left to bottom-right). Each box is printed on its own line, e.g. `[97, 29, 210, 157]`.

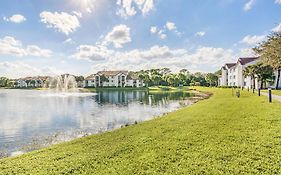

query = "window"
[233, 75, 236, 79]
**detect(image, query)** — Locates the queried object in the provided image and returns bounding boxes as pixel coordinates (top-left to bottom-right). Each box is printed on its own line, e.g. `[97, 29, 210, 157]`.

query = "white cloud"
[116, 0, 154, 18]
[151, 21, 182, 39]
[243, 0, 256, 11]
[275, 0, 281, 4]
[150, 26, 158, 34]
[0, 36, 52, 57]
[72, 11, 82, 18]
[26, 45, 52, 57]
[239, 48, 257, 57]
[240, 35, 266, 45]
[72, 45, 115, 61]
[72, 44, 234, 72]
[103, 24, 131, 48]
[158, 30, 167, 40]
[0, 62, 61, 78]
[3, 14, 26, 23]
[195, 31, 206, 37]
[165, 21, 176, 31]
[63, 38, 75, 44]
[40, 11, 80, 35]
[272, 23, 281, 33]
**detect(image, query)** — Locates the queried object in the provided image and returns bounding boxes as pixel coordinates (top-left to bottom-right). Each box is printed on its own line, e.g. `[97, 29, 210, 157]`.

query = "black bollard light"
[252, 88, 255, 94]
[269, 88, 272, 103]
[258, 88, 261, 96]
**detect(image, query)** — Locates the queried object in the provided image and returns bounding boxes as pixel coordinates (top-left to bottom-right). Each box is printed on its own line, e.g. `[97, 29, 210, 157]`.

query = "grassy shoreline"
[1, 87, 281, 174]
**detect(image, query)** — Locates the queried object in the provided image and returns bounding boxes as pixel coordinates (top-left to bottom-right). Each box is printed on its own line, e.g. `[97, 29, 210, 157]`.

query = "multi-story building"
[84, 71, 144, 88]
[219, 57, 259, 88]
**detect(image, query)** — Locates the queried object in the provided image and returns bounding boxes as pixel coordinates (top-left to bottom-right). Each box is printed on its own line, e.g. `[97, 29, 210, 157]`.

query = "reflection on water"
[0, 89, 194, 157]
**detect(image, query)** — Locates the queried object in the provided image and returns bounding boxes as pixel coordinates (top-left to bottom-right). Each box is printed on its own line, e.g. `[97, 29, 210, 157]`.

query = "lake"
[0, 89, 196, 157]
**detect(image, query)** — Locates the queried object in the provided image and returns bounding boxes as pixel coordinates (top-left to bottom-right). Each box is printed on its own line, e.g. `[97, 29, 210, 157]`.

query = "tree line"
[134, 68, 220, 87]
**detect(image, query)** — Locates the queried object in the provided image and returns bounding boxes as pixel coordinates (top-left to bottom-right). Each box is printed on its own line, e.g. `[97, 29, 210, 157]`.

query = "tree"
[243, 65, 258, 89]
[75, 76, 85, 82]
[138, 71, 150, 87]
[100, 75, 109, 87]
[0, 77, 10, 87]
[151, 74, 162, 86]
[205, 73, 218, 87]
[254, 33, 281, 89]
[255, 63, 274, 89]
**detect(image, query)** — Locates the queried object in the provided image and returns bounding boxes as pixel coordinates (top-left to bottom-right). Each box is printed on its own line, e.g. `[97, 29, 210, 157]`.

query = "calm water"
[0, 89, 194, 157]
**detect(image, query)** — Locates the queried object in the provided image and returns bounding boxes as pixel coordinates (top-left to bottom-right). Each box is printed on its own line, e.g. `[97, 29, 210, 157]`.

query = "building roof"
[85, 71, 129, 80]
[224, 63, 236, 69]
[85, 74, 96, 80]
[97, 71, 128, 77]
[237, 57, 259, 65]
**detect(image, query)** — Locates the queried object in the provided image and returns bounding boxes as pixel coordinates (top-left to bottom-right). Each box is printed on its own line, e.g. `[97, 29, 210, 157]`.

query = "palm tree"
[255, 63, 274, 89]
[254, 33, 281, 89]
[243, 65, 258, 89]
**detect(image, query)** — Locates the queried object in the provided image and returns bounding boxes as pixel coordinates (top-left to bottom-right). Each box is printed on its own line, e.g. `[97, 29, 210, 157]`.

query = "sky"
[0, 0, 281, 78]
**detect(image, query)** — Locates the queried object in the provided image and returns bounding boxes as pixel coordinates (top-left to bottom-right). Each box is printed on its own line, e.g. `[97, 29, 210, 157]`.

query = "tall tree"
[254, 33, 281, 89]
[243, 65, 258, 89]
[255, 63, 274, 89]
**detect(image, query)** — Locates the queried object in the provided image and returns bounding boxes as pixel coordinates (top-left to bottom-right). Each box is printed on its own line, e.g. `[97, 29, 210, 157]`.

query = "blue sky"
[0, 0, 280, 78]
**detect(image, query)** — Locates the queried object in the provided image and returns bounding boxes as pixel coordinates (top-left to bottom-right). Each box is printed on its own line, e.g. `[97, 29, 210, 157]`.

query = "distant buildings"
[84, 71, 144, 88]
[219, 57, 260, 88]
[13, 76, 49, 88]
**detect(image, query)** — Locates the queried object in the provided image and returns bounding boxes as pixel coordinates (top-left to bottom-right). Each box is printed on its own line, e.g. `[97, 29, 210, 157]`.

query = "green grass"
[148, 86, 189, 92]
[262, 89, 281, 96]
[1, 87, 281, 174]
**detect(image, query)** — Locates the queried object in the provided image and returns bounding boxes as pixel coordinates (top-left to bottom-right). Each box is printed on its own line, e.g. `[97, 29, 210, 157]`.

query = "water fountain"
[43, 74, 94, 97]
[48, 74, 78, 92]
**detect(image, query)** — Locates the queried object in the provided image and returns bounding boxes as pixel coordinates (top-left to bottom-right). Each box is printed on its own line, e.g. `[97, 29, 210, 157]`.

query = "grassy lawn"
[1, 87, 281, 174]
[261, 89, 281, 96]
[148, 86, 189, 92]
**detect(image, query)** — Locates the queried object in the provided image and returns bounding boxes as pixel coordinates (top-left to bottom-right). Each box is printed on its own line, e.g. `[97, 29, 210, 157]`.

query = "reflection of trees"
[94, 90, 193, 106]
[95, 91, 147, 106]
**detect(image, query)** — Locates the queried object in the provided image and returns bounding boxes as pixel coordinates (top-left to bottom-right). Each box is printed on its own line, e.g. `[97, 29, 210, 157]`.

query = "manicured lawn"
[262, 89, 281, 96]
[148, 86, 189, 92]
[1, 87, 281, 174]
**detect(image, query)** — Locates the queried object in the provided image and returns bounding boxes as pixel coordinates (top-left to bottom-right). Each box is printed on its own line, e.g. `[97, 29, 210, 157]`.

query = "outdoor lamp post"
[268, 88, 272, 103]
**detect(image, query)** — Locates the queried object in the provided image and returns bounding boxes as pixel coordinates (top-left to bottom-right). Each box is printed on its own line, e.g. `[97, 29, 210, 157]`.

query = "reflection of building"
[95, 90, 147, 105]
[219, 57, 259, 88]
[84, 71, 144, 88]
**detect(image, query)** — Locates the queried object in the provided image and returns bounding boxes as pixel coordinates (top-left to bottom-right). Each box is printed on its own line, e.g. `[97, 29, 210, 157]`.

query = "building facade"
[219, 57, 260, 89]
[84, 71, 144, 88]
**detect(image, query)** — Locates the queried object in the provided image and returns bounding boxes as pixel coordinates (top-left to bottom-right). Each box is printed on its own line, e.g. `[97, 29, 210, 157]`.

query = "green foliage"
[254, 33, 281, 88]
[1, 88, 281, 174]
[205, 73, 218, 87]
[0, 77, 10, 87]
[135, 69, 210, 87]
